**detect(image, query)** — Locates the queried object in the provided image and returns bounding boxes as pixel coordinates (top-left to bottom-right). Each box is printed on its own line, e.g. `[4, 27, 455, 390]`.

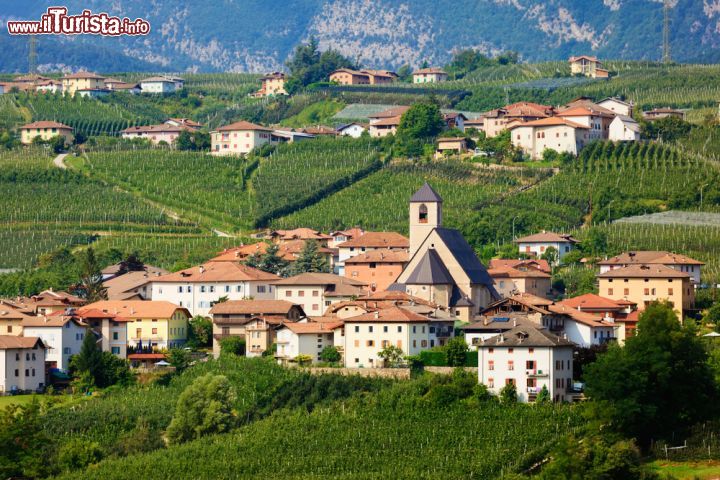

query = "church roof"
[434, 228, 496, 289]
[410, 182, 443, 203]
[404, 249, 454, 285]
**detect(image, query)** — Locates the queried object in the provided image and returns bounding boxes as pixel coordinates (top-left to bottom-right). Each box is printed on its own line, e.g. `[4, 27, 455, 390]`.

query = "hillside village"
[2, 35, 720, 479]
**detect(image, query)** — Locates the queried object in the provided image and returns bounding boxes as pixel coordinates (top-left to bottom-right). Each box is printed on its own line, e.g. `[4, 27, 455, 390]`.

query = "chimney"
[199, 265, 205, 274]
[374, 311, 379, 319]
[513, 319, 517, 327]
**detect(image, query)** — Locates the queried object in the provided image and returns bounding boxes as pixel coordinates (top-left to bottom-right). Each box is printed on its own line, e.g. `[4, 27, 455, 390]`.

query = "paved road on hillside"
[53, 153, 68, 169]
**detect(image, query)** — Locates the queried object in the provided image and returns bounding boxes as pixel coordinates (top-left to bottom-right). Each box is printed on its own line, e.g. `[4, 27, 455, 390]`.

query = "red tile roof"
[0, 336, 45, 350]
[209, 300, 300, 315]
[559, 293, 625, 310]
[597, 264, 690, 279]
[337, 232, 409, 249]
[344, 249, 408, 264]
[346, 306, 430, 323]
[597, 251, 704, 266]
[509, 117, 589, 130]
[153, 262, 280, 283]
[20, 121, 73, 130]
[216, 121, 272, 132]
[489, 259, 551, 274]
[514, 232, 578, 243]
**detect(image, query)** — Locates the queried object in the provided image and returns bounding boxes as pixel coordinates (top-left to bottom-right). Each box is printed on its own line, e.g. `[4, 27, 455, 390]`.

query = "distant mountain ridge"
[1, 0, 719, 73]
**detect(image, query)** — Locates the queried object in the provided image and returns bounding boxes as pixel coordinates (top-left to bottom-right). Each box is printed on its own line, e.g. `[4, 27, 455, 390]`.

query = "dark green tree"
[0, 399, 55, 478]
[167, 348, 191, 372]
[290, 240, 329, 275]
[319, 346, 341, 363]
[188, 316, 212, 347]
[219, 336, 245, 356]
[445, 337, 469, 367]
[499, 382, 517, 404]
[257, 244, 290, 276]
[397, 102, 444, 140]
[175, 130, 194, 151]
[72, 248, 107, 301]
[286, 37, 358, 88]
[117, 251, 144, 275]
[584, 301, 718, 449]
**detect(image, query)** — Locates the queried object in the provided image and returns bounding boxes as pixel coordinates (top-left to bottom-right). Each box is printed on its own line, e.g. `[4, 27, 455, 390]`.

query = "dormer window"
[419, 204, 428, 224]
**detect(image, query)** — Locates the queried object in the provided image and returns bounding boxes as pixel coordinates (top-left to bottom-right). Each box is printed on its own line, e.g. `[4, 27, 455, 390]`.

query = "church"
[393, 182, 500, 321]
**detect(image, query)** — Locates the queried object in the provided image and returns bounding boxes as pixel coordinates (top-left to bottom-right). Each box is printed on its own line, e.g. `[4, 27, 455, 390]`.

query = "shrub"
[219, 336, 245, 356]
[166, 374, 236, 445]
[445, 337, 469, 367]
[115, 417, 164, 457]
[319, 346, 341, 363]
[57, 438, 103, 471]
[500, 383, 517, 404]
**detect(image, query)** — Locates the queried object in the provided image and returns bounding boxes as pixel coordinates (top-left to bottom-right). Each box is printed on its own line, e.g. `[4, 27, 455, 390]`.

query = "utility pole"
[28, 35, 38, 74]
[662, 0, 671, 64]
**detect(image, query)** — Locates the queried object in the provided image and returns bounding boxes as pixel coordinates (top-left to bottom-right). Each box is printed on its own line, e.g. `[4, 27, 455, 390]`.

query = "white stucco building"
[275, 321, 343, 363]
[477, 326, 575, 403]
[21, 315, 87, 372]
[514, 231, 578, 261]
[0, 336, 47, 393]
[609, 115, 640, 142]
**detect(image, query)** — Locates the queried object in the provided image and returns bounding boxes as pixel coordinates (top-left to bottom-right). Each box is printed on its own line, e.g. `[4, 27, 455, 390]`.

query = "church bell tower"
[409, 182, 443, 257]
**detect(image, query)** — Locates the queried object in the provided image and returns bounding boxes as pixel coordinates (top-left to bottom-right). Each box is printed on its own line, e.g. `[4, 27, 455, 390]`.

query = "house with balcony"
[477, 325, 575, 403]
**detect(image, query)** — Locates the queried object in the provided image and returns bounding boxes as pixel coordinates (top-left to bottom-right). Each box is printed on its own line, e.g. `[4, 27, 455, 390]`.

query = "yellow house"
[568, 56, 609, 79]
[61, 71, 106, 97]
[251, 72, 288, 97]
[435, 137, 468, 157]
[211, 120, 279, 156]
[19, 121, 74, 145]
[597, 265, 694, 321]
[84, 300, 190, 350]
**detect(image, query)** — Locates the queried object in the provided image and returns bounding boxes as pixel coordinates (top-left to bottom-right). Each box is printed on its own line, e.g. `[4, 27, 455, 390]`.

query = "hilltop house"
[413, 67, 448, 83]
[436, 137, 468, 157]
[0, 336, 47, 393]
[597, 265, 694, 320]
[568, 56, 609, 78]
[336, 123, 368, 138]
[273, 273, 367, 315]
[556, 103, 615, 141]
[394, 183, 500, 321]
[84, 300, 191, 350]
[19, 121, 73, 145]
[481, 102, 555, 138]
[150, 262, 280, 316]
[598, 97, 634, 117]
[643, 108, 685, 121]
[211, 121, 280, 155]
[514, 232, 578, 261]
[210, 300, 305, 357]
[477, 325, 575, 402]
[104, 78, 141, 94]
[121, 124, 195, 145]
[598, 251, 704, 285]
[367, 106, 410, 138]
[35, 79, 63, 94]
[61, 71, 106, 97]
[329, 69, 397, 85]
[251, 72, 288, 97]
[609, 115, 641, 141]
[139, 76, 183, 93]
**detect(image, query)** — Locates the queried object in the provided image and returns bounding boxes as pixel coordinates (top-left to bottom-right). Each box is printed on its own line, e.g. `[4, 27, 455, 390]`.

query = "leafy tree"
[71, 247, 107, 301]
[499, 382, 517, 404]
[167, 348, 191, 372]
[536, 433, 661, 480]
[473, 383, 493, 402]
[706, 303, 720, 330]
[57, 438, 103, 472]
[396, 64, 412, 82]
[552, 267, 597, 297]
[582, 227, 608, 256]
[378, 345, 405, 367]
[641, 116, 692, 142]
[70, 329, 102, 387]
[397, 102, 444, 140]
[584, 301, 718, 449]
[166, 374, 236, 445]
[50, 135, 66, 153]
[219, 336, 245, 356]
[290, 240, 329, 275]
[117, 251, 144, 275]
[175, 130, 194, 151]
[540, 246, 558, 266]
[445, 337, 469, 367]
[188, 316, 212, 347]
[446, 49, 492, 78]
[0, 399, 55, 478]
[535, 385, 550, 404]
[70, 333, 134, 388]
[319, 345, 341, 363]
[286, 37, 358, 88]
[115, 417, 164, 456]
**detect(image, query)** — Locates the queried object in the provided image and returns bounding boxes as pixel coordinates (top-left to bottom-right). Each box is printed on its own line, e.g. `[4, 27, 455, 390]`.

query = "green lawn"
[0, 394, 40, 408]
[650, 460, 720, 479]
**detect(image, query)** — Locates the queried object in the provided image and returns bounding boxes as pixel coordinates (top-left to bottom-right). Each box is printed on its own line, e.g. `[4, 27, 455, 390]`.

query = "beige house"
[329, 69, 397, 85]
[343, 306, 455, 368]
[336, 231, 409, 275]
[210, 300, 305, 357]
[598, 251, 704, 286]
[643, 108, 685, 121]
[273, 273, 367, 316]
[569, 56, 609, 78]
[436, 137, 468, 157]
[61, 71, 106, 97]
[413, 67, 448, 83]
[395, 183, 500, 321]
[211, 121, 278, 155]
[556, 104, 615, 141]
[480, 102, 556, 138]
[488, 265, 551, 298]
[0, 336, 47, 393]
[0, 300, 34, 336]
[121, 124, 194, 145]
[251, 72, 288, 97]
[597, 265, 694, 320]
[19, 121, 73, 145]
[598, 97, 633, 117]
[509, 117, 589, 160]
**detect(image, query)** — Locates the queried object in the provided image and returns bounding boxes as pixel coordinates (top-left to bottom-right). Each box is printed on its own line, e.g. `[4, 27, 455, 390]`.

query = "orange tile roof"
[62, 71, 105, 79]
[514, 232, 578, 243]
[281, 321, 343, 334]
[488, 266, 550, 279]
[413, 67, 447, 75]
[346, 306, 430, 323]
[509, 117, 589, 130]
[368, 106, 411, 119]
[556, 106, 615, 118]
[153, 262, 280, 283]
[270, 228, 332, 241]
[559, 293, 624, 310]
[509, 292, 554, 306]
[489, 259, 551, 274]
[21, 315, 88, 328]
[344, 249, 408, 264]
[337, 232, 409, 249]
[369, 116, 402, 127]
[0, 336, 45, 350]
[597, 251, 704, 266]
[216, 121, 272, 132]
[209, 300, 300, 315]
[20, 121, 73, 130]
[82, 301, 190, 319]
[597, 264, 690, 279]
[547, 304, 612, 327]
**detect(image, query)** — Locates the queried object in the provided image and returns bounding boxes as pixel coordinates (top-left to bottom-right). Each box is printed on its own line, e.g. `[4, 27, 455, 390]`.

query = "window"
[508, 348, 514, 354]
[257, 286, 266, 293]
[178, 286, 183, 293]
[113, 332, 119, 340]
[354, 340, 359, 347]
[312, 290, 319, 297]
[508, 360, 514, 371]
[644, 288, 650, 295]
[488, 348, 494, 354]
[412, 326, 416, 333]
[608, 288, 613, 296]
[112, 347, 120, 355]
[25, 369, 29, 377]
[14, 369, 18, 377]
[397, 326, 402, 333]
[209, 286, 215, 293]
[528, 348, 534, 354]
[382, 340, 389, 348]
[418, 204, 428, 223]
[152, 328, 158, 335]
[15, 353, 19, 361]
[526, 360, 535, 370]
[383, 326, 388, 333]
[488, 378, 494, 388]
[200, 286, 206, 293]
[63, 347, 71, 354]
[312, 304, 318, 311]
[236, 285, 241, 293]
[505, 378, 516, 386]
[488, 360, 494, 371]
[368, 326, 373, 333]
[624, 288, 629, 295]
[286, 290, 292, 297]
[421, 340, 427, 348]
[366, 340, 375, 347]
[6, 326, 11, 333]
[298, 290, 305, 297]
[225, 285, 230, 293]
[354, 326, 359, 333]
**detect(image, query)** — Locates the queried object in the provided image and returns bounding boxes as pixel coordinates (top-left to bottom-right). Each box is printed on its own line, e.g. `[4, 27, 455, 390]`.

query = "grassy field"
[650, 461, 720, 479]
